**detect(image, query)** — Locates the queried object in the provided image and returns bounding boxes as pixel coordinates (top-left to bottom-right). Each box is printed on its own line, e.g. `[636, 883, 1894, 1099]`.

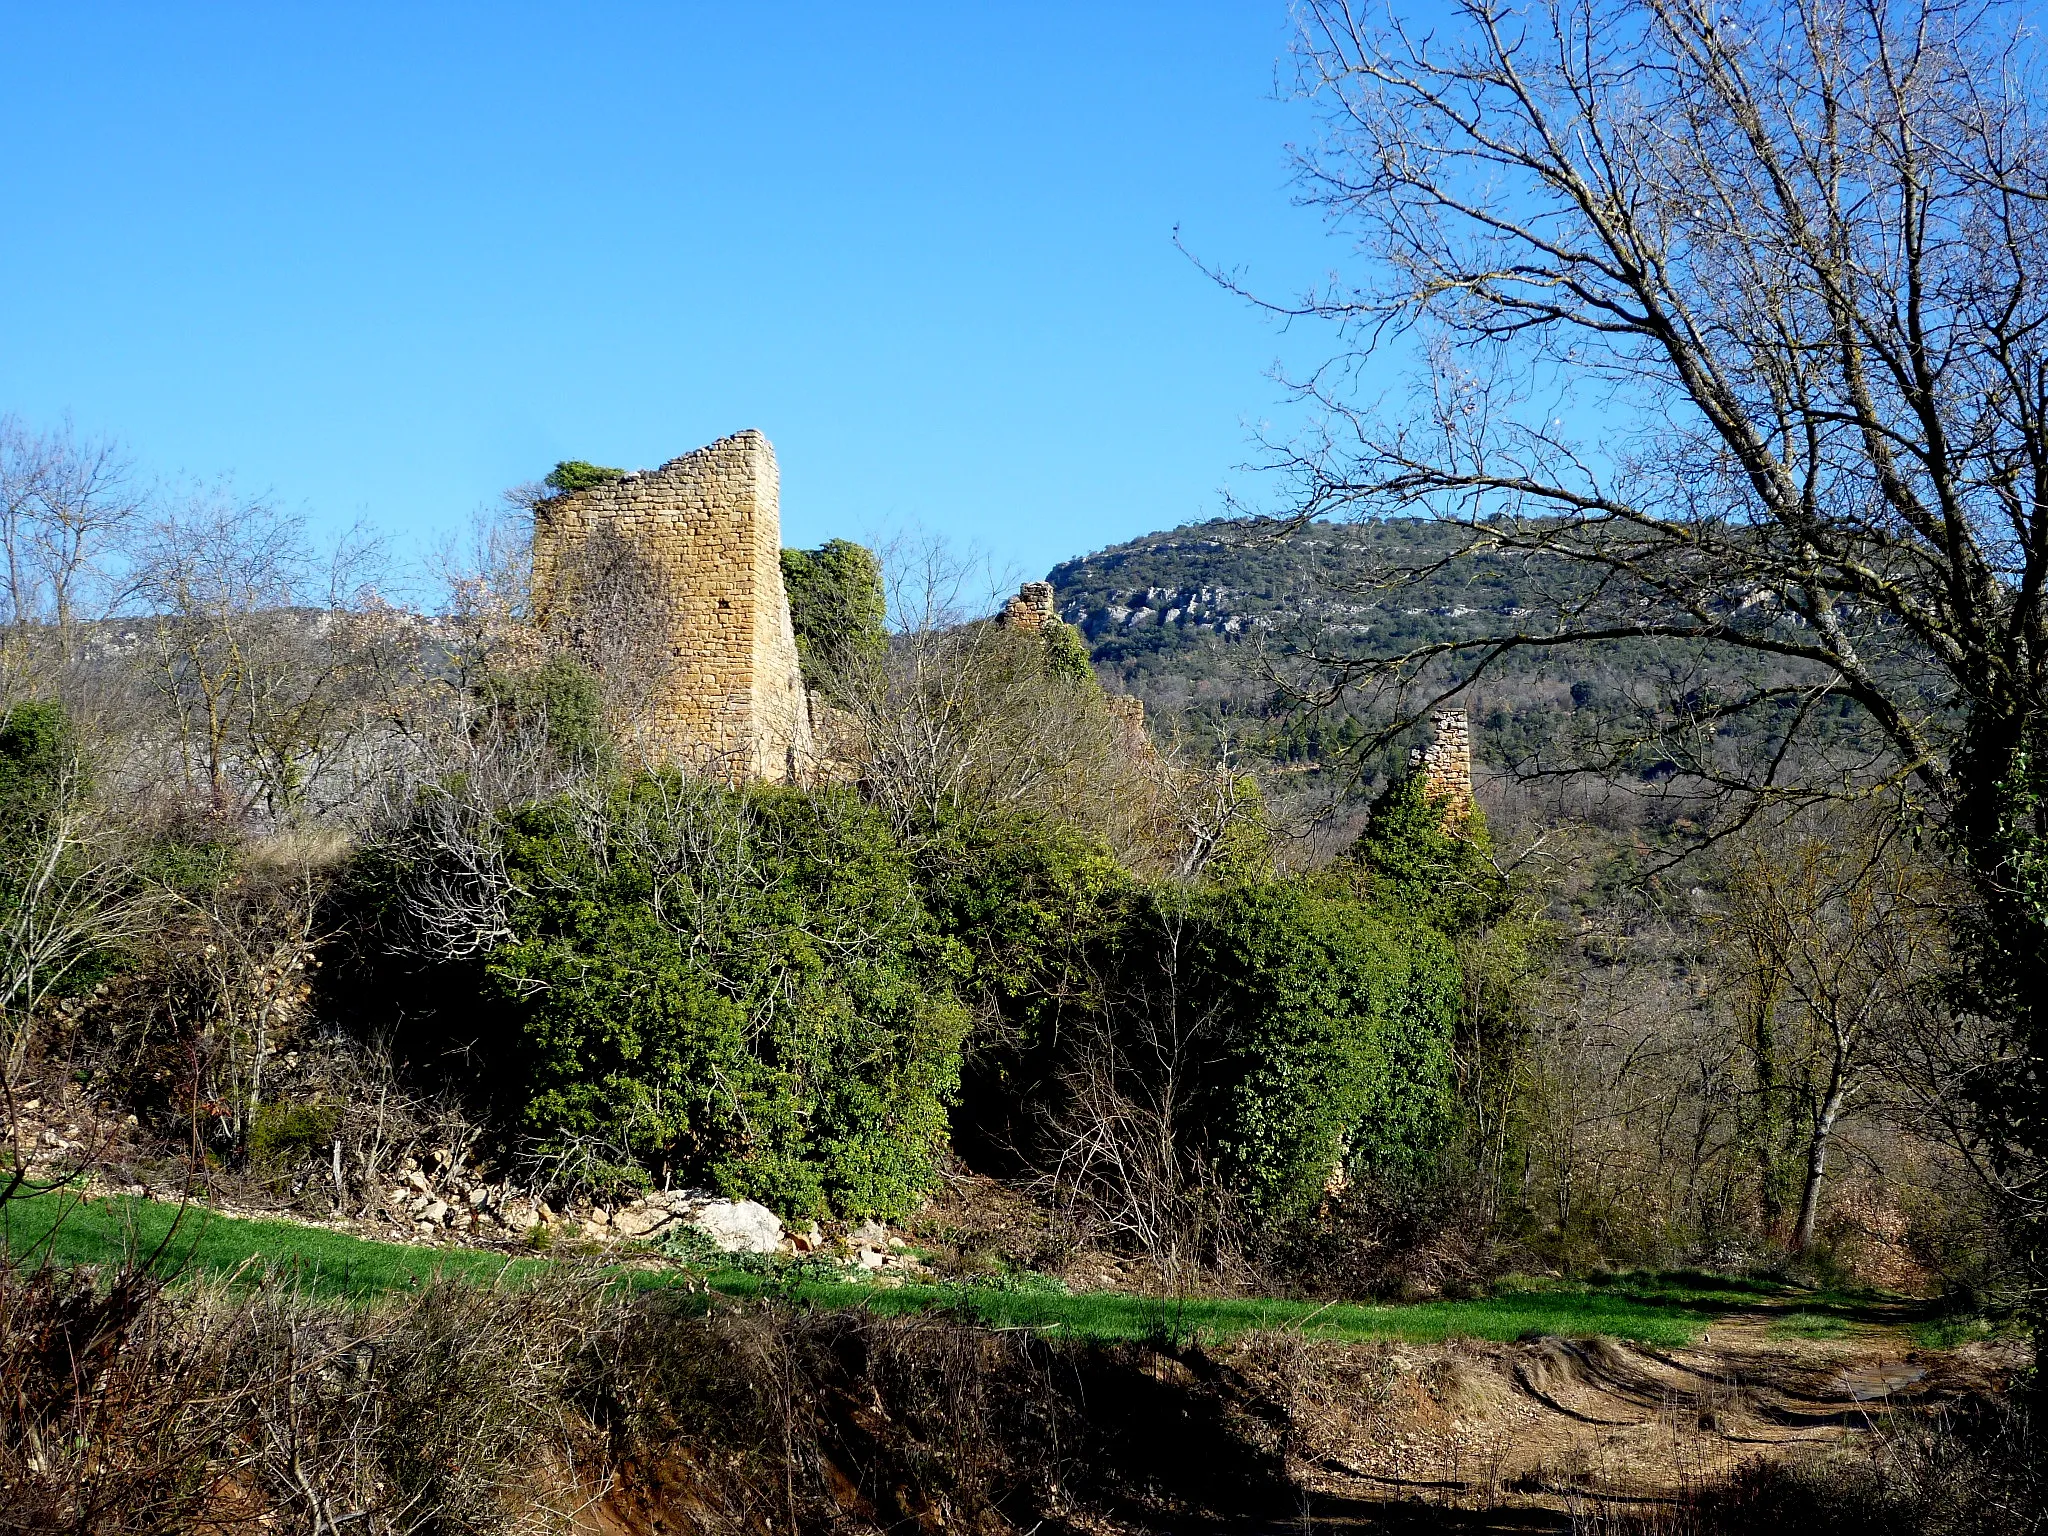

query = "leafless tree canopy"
[129, 490, 414, 823]
[1257, 0, 2048, 822]
[0, 414, 136, 647]
[1231, 0, 2048, 1296]
[839, 538, 1187, 868]
[1708, 807, 1948, 1251]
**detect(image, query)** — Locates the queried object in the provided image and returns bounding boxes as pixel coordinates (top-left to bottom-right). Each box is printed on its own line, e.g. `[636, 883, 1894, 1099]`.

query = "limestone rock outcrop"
[606, 1190, 786, 1252]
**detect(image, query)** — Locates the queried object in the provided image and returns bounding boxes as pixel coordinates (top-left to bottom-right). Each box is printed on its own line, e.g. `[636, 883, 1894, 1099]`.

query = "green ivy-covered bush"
[912, 810, 1136, 1167]
[1168, 882, 1460, 1221]
[780, 540, 887, 699]
[970, 860, 1460, 1229]
[475, 652, 612, 770]
[1342, 772, 1508, 932]
[479, 778, 969, 1219]
[914, 810, 1133, 1023]
[1038, 617, 1098, 688]
[0, 700, 76, 848]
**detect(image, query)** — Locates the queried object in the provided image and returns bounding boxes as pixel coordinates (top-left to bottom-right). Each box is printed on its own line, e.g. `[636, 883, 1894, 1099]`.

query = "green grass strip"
[1767, 1310, 1854, 1340]
[707, 1272, 1713, 1345]
[3, 1191, 1715, 1345]
[2, 1187, 548, 1299]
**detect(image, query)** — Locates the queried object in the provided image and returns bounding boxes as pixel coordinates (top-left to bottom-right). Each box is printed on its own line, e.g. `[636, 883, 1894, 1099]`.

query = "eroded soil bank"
[564, 1301, 2017, 1536]
[3, 1249, 2014, 1535]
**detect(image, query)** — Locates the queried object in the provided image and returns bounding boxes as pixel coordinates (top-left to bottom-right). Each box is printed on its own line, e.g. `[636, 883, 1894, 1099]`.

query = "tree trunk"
[1746, 991, 1788, 1238]
[1950, 712, 2048, 1374]
[1793, 1077, 1848, 1255]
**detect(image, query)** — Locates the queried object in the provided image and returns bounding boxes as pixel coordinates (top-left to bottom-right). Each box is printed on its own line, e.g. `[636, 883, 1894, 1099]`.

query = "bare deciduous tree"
[171, 855, 324, 1160]
[1251, 0, 2048, 1301]
[0, 415, 135, 634]
[0, 414, 140, 683]
[435, 497, 541, 689]
[131, 490, 403, 823]
[1031, 907, 1230, 1279]
[529, 514, 683, 758]
[842, 537, 1185, 867]
[0, 722, 153, 1083]
[1712, 808, 1946, 1251]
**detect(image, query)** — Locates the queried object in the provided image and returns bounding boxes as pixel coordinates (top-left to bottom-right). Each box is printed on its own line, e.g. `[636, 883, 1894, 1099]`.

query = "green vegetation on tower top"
[543, 460, 626, 495]
[1038, 614, 1097, 688]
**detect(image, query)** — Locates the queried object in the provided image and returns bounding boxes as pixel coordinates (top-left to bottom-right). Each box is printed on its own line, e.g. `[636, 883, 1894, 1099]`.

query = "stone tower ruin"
[530, 429, 815, 781]
[1411, 708, 1474, 812]
[1001, 581, 1058, 631]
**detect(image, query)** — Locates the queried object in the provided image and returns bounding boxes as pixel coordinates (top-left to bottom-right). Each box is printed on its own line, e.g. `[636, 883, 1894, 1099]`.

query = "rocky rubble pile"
[10, 1082, 929, 1273]
[373, 1155, 791, 1250]
[10, 1080, 143, 1172]
[376, 1156, 926, 1270]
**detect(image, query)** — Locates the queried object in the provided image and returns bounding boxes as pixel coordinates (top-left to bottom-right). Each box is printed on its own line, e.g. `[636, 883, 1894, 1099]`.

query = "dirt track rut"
[1219, 1305, 2017, 1532]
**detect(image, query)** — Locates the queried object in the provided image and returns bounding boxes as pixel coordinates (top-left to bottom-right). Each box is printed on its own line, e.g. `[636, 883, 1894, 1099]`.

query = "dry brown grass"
[0, 1249, 1295, 1536]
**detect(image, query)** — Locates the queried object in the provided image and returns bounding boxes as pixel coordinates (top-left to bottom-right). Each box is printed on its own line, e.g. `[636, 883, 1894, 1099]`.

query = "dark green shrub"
[247, 1098, 341, 1169]
[1010, 872, 1460, 1234]
[912, 811, 1136, 1168]
[1038, 618, 1097, 687]
[1173, 882, 1460, 1220]
[915, 811, 1133, 1021]
[542, 460, 625, 495]
[0, 700, 75, 849]
[476, 652, 612, 768]
[780, 540, 887, 698]
[479, 778, 969, 1219]
[1343, 772, 1507, 933]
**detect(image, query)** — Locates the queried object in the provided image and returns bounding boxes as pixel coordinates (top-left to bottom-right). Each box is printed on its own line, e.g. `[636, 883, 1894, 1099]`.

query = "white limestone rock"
[666, 1191, 784, 1253]
[577, 1189, 786, 1253]
[499, 1197, 541, 1231]
[688, 1198, 783, 1253]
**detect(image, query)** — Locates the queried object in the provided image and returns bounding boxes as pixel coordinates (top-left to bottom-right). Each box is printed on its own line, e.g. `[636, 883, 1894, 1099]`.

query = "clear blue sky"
[0, 4, 1339, 584]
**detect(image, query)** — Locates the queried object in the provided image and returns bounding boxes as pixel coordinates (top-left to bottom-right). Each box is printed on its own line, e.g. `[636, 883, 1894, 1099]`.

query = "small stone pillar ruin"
[530, 429, 815, 782]
[1001, 581, 1058, 631]
[1411, 708, 1475, 812]
[996, 580, 1154, 757]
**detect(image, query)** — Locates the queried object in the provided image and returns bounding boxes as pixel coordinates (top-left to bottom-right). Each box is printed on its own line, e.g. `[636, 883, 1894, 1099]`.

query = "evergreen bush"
[913, 811, 1135, 1167]
[0, 700, 75, 848]
[1171, 882, 1460, 1221]
[475, 652, 612, 769]
[477, 778, 968, 1219]
[780, 540, 887, 699]
[1343, 773, 1507, 932]
[1038, 618, 1098, 688]
[542, 461, 625, 496]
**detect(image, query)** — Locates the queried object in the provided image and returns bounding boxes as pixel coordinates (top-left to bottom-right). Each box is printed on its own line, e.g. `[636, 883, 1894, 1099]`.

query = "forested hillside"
[1049, 518, 1894, 810]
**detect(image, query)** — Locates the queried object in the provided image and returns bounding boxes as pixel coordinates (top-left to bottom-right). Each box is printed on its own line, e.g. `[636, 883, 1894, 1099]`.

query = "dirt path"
[1219, 1301, 2018, 1532]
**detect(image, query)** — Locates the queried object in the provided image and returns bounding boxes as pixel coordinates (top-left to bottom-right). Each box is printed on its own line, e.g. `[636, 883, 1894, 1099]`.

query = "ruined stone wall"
[1412, 708, 1474, 812]
[1001, 581, 1057, 631]
[531, 429, 814, 781]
